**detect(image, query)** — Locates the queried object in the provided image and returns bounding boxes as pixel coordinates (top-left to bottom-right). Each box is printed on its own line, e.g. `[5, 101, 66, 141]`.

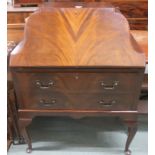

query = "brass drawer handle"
[99, 100, 116, 107]
[36, 80, 54, 89]
[100, 81, 119, 90]
[40, 99, 56, 107]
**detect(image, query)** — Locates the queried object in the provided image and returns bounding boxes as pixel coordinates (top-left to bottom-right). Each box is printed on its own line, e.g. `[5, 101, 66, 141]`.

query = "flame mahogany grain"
[10, 7, 145, 67]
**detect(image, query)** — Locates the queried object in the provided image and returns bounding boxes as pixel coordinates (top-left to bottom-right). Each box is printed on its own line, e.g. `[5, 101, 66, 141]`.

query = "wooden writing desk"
[10, 4, 145, 154]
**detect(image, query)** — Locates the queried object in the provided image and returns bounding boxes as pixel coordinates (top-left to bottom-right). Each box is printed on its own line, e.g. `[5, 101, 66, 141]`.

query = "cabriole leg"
[123, 118, 138, 155]
[19, 118, 33, 153]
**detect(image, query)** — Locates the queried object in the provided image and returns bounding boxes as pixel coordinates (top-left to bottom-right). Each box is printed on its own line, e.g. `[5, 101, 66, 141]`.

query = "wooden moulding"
[10, 6, 145, 67]
[13, 0, 44, 7]
[102, 0, 148, 18]
[7, 24, 25, 42]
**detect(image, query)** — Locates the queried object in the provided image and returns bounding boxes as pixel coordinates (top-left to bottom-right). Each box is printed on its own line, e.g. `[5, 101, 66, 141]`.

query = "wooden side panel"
[7, 12, 33, 24]
[105, 0, 148, 30]
[7, 24, 24, 42]
[101, 0, 148, 18]
[129, 18, 148, 30]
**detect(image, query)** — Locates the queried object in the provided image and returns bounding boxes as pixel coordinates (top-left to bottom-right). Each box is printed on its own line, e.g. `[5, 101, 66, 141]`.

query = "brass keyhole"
[75, 75, 79, 80]
[74, 73, 79, 80]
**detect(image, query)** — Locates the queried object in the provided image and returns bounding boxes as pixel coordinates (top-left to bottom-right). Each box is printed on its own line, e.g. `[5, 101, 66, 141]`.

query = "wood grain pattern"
[7, 23, 148, 63]
[10, 7, 145, 67]
[22, 92, 135, 110]
[7, 12, 33, 24]
[7, 24, 24, 42]
[11, 67, 144, 112]
[129, 18, 147, 30]
[100, 0, 147, 18]
[14, 72, 140, 93]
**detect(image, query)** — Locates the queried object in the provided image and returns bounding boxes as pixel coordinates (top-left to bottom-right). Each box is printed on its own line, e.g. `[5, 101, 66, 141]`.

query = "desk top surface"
[10, 6, 145, 68]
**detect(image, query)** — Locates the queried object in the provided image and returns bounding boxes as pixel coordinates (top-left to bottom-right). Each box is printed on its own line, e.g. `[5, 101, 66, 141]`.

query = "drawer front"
[15, 72, 139, 94]
[20, 92, 134, 111]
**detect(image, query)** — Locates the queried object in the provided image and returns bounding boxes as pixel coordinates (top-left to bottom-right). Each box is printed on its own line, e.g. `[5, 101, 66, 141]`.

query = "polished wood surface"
[19, 72, 139, 93]
[10, 7, 145, 67]
[7, 28, 148, 64]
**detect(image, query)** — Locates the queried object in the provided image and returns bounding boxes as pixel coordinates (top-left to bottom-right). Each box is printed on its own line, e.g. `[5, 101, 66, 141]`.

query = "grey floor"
[8, 116, 148, 155]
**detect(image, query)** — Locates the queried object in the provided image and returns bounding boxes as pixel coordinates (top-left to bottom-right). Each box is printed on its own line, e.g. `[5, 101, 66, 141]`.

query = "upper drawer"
[14, 72, 140, 93]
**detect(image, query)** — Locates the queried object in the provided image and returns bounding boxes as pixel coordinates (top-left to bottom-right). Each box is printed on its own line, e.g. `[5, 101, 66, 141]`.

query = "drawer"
[21, 92, 134, 111]
[15, 72, 139, 94]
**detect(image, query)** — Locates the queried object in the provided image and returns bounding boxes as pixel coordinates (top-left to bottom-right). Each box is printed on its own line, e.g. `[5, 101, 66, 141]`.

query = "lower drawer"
[22, 93, 135, 111]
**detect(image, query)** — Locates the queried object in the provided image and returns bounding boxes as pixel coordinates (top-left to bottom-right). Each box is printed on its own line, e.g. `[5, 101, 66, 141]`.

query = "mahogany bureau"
[9, 4, 145, 155]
